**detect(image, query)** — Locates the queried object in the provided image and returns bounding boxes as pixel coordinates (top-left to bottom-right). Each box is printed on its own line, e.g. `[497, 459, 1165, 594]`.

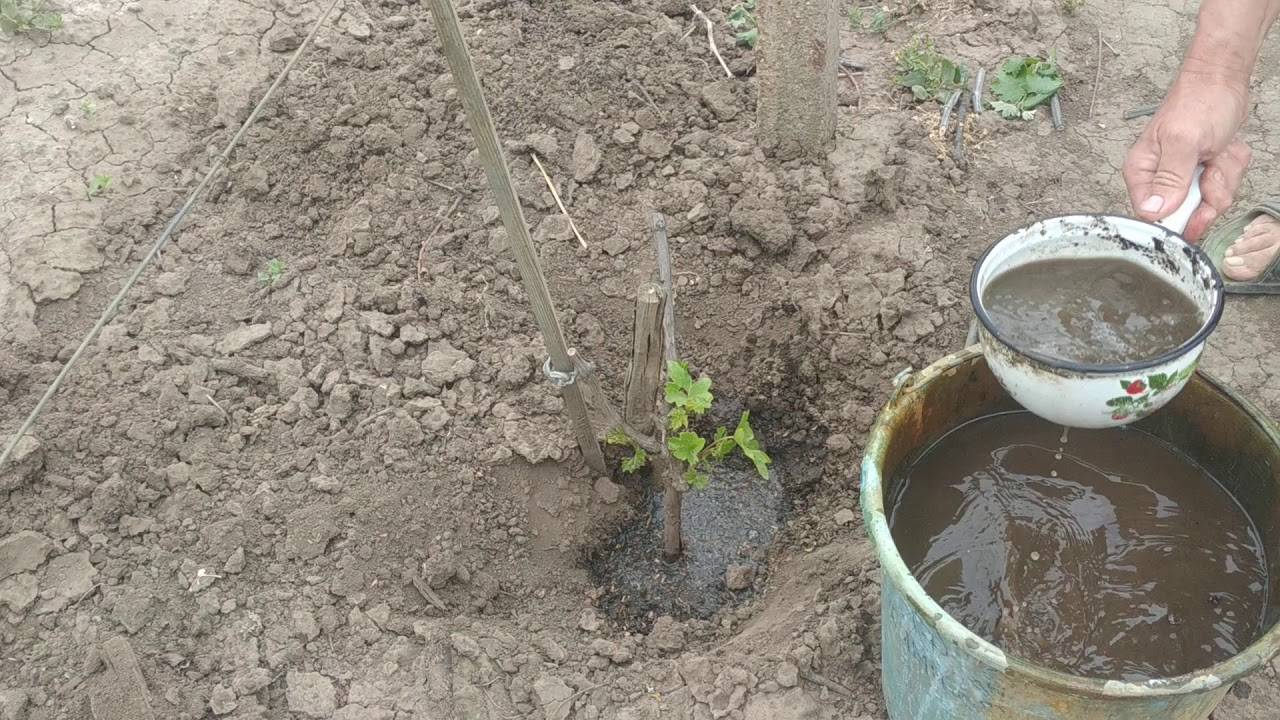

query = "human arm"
[1123, 0, 1280, 240]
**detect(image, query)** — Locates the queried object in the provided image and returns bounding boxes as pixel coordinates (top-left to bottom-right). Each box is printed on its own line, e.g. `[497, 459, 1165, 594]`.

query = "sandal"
[1200, 200, 1280, 294]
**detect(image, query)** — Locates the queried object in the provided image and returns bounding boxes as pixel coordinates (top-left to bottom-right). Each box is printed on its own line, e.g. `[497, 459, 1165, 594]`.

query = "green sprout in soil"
[849, 5, 894, 34]
[727, 0, 758, 48]
[0, 0, 62, 35]
[86, 174, 112, 198]
[80, 99, 97, 118]
[989, 53, 1064, 120]
[608, 361, 771, 491]
[257, 258, 286, 286]
[1061, 0, 1084, 15]
[894, 36, 967, 103]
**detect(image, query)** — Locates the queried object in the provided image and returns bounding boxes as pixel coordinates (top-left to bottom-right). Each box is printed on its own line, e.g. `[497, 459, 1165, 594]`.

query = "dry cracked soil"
[3, 0, 1280, 718]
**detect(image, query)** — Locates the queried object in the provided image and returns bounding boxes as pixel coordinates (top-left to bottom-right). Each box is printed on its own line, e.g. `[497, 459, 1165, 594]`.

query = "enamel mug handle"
[1154, 165, 1205, 236]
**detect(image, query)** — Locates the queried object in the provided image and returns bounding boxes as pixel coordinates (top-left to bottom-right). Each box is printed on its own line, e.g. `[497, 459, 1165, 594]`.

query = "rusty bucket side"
[861, 347, 1280, 719]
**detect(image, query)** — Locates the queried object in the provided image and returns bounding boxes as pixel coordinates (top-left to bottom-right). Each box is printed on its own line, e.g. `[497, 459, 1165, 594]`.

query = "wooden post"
[624, 283, 666, 433]
[649, 213, 685, 561]
[755, 0, 840, 158]
[425, 0, 605, 473]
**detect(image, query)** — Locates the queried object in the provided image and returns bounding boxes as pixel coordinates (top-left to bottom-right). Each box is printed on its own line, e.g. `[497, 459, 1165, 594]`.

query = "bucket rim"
[860, 347, 1280, 699]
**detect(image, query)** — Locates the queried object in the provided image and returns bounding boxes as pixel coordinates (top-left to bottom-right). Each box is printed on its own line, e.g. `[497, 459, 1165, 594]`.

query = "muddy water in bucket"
[889, 411, 1269, 682]
[981, 257, 1204, 365]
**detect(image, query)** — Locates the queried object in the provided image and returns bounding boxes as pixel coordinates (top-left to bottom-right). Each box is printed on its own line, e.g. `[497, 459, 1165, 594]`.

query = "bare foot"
[1224, 214, 1280, 281]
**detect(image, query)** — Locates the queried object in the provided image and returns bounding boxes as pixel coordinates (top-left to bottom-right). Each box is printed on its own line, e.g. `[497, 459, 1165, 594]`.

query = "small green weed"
[895, 36, 967, 103]
[0, 0, 62, 35]
[989, 53, 1064, 120]
[1061, 0, 1084, 15]
[86, 174, 112, 198]
[608, 361, 771, 490]
[727, 0, 758, 48]
[257, 258, 286, 286]
[849, 5, 894, 34]
[80, 99, 96, 118]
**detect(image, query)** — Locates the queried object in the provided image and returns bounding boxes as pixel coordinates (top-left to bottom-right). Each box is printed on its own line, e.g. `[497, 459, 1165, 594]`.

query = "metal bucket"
[861, 348, 1280, 719]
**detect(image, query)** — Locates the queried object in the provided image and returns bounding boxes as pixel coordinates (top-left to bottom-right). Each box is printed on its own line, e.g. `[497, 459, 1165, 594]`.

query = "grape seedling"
[609, 360, 771, 498]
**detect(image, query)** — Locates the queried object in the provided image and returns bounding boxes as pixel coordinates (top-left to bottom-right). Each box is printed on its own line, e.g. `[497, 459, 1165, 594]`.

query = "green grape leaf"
[621, 447, 648, 473]
[685, 377, 713, 414]
[735, 28, 758, 48]
[667, 360, 693, 390]
[684, 468, 710, 491]
[733, 412, 772, 479]
[710, 426, 737, 460]
[606, 428, 632, 446]
[668, 407, 689, 432]
[669, 432, 706, 465]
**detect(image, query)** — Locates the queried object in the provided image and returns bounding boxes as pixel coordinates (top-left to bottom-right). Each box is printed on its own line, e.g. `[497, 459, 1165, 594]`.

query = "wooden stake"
[624, 283, 666, 433]
[650, 213, 677, 365]
[649, 212, 685, 561]
[425, 0, 605, 473]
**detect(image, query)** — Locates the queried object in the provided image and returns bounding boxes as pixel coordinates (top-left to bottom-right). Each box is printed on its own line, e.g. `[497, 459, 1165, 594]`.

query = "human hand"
[1122, 73, 1252, 241]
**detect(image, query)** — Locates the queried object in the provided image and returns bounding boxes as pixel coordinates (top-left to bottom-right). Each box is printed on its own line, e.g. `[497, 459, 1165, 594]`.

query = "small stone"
[346, 21, 372, 40]
[232, 667, 272, 697]
[646, 615, 685, 654]
[578, 608, 602, 632]
[730, 194, 795, 256]
[816, 617, 841, 658]
[26, 266, 82, 303]
[286, 671, 336, 719]
[1232, 680, 1252, 700]
[572, 133, 601, 182]
[359, 311, 395, 337]
[637, 131, 672, 159]
[532, 675, 574, 720]
[283, 505, 339, 560]
[526, 132, 559, 158]
[725, 564, 754, 592]
[700, 80, 740, 121]
[0, 573, 37, 613]
[450, 632, 481, 660]
[776, 662, 798, 688]
[267, 28, 302, 52]
[557, 55, 576, 71]
[593, 477, 621, 504]
[210, 684, 237, 715]
[384, 14, 413, 28]
[223, 547, 246, 574]
[421, 345, 475, 385]
[0, 531, 53, 579]
[326, 384, 356, 420]
[601, 236, 629, 257]
[0, 435, 43, 490]
[309, 475, 341, 494]
[833, 509, 856, 527]
[216, 323, 272, 354]
[118, 515, 154, 537]
[0, 689, 30, 720]
[38, 551, 96, 611]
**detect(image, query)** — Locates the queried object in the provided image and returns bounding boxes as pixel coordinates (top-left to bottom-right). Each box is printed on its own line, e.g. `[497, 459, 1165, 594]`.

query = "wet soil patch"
[587, 455, 786, 632]
[586, 399, 826, 632]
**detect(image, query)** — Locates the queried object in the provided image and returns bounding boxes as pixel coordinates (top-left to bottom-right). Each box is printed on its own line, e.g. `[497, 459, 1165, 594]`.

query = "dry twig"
[799, 670, 858, 699]
[1089, 28, 1103, 119]
[530, 153, 587, 249]
[417, 194, 464, 279]
[689, 5, 733, 78]
[408, 571, 450, 612]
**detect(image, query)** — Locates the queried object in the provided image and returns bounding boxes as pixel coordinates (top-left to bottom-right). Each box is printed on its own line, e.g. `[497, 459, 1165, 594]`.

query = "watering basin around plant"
[862, 349, 1280, 719]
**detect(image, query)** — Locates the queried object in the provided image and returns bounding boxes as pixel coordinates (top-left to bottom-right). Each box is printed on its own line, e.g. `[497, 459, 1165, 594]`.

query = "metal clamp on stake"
[542, 357, 578, 388]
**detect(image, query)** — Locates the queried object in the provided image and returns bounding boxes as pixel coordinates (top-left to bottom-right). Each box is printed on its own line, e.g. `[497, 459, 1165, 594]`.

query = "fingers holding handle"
[1155, 165, 1204, 237]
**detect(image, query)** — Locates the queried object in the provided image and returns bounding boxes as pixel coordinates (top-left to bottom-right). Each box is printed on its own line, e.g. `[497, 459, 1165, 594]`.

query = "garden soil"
[3, 0, 1280, 718]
